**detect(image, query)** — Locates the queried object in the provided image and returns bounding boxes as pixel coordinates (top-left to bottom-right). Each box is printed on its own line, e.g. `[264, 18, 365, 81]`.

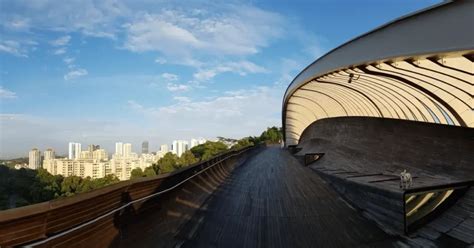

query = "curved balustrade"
[0, 146, 255, 247]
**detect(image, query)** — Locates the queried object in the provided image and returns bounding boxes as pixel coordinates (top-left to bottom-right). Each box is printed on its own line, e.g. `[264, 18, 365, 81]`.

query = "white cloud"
[1, 1, 322, 65]
[161, 72, 179, 82]
[125, 14, 201, 55]
[124, 6, 284, 58]
[64, 68, 88, 80]
[63, 57, 75, 64]
[193, 70, 217, 82]
[1, 1, 126, 39]
[155, 57, 204, 68]
[151, 73, 191, 92]
[127, 100, 143, 111]
[274, 58, 305, 86]
[229, 61, 269, 74]
[5, 18, 30, 31]
[128, 86, 282, 140]
[155, 57, 167, 64]
[50, 35, 71, 46]
[82, 29, 116, 39]
[0, 40, 28, 57]
[167, 83, 189, 92]
[193, 60, 268, 81]
[173, 96, 191, 103]
[53, 47, 66, 55]
[0, 86, 17, 99]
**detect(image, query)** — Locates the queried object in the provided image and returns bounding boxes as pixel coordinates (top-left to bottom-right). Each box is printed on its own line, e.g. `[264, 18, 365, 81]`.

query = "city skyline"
[0, 0, 439, 158]
[20, 137, 209, 160]
[25, 136, 208, 180]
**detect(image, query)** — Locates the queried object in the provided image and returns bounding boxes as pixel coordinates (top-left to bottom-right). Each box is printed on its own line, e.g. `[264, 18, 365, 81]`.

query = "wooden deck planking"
[177, 147, 397, 247]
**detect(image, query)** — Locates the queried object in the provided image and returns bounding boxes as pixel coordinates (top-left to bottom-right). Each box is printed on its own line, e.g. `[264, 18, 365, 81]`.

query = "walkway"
[176, 146, 399, 247]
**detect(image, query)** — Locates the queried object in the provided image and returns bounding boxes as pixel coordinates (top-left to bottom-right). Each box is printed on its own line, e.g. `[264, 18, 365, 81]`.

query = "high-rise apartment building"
[172, 140, 188, 157]
[160, 144, 169, 153]
[123, 143, 132, 158]
[44, 148, 55, 160]
[156, 144, 169, 159]
[190, 138, 207, 149]
[45, 150, 157, 181]
[88, 144, 100, 153]
[46, 159, 110, 179]
[142, 141, 149, 154]
[68, 142, 81, 160]
[42, 149, 54, 172]
[79, 151, 93, 159]
[93, 149, 108, 161]
[115, 142, 123, 156]
[190, 138, 206, 148]
[28, 148, 41, 169]
[190, 139, 199, 149]
[198, 138, 206, 145]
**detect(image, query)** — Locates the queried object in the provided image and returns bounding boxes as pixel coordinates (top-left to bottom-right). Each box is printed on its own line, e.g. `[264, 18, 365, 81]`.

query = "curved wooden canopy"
[283, 1, 473, 146]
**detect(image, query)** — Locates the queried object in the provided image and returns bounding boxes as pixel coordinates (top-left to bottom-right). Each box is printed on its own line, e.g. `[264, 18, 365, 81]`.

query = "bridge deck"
[174, 146, 399, 247]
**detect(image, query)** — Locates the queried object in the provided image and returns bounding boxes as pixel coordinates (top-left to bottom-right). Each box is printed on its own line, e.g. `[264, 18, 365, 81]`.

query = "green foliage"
[131, 167, 157, 178]
[144, 167, 157, 177]
[0, 157, 28, 169]
[0, 165, 119, 210]
[177, 150, 198, 167]
[89, 174, 120, 189]
[59, 174, 119, 197]
[0, 166, 51, 209]
[153, 152, 179, 174]
[149, 141, 227, 177]
[130, 167, 144, 179]
[79, 177, 94, 193]
[248, 136, 263, 145]
[61, 176, 84, 197]
[260, 126, 283, 144]
[0, 165, 13, 208]
[231, 137, 254, 150]
[32, 168, 63, 201]
[191, 141, 228, 161]
[217, 136, 237, 144]
[189, 144, 206, 159]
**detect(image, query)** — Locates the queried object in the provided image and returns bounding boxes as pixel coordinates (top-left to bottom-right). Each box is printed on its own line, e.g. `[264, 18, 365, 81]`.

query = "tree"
[202, 141, 228, 161]
[15, 168, 38, 206]
[231, 137, 254, 150]
[191, 141, 228, 161]
[130, 168, 144, 179]
[260, 126, 282, 144]
[248, 136, 262, 145]
[217, 136, 237, 146]
[144, 167, 157, 177]
[154, 152, 179, 174]
[190, 144, 206, 159]
[0, 166, 120, 210]
[32, 168, 63, 201]
[90, 174, 119, 189]
[61, 176, 83, 197]
[79, 177, 94, 193]
[177, 150, 198, 167]
[0, 165, 12, 209]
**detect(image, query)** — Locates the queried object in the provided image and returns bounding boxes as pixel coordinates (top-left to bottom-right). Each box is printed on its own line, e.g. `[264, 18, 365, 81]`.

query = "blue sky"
[0, 0, 439, 158]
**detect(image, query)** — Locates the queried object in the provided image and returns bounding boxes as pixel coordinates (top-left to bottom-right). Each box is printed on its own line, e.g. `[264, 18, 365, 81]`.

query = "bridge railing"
[0, 146, 255, 247]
